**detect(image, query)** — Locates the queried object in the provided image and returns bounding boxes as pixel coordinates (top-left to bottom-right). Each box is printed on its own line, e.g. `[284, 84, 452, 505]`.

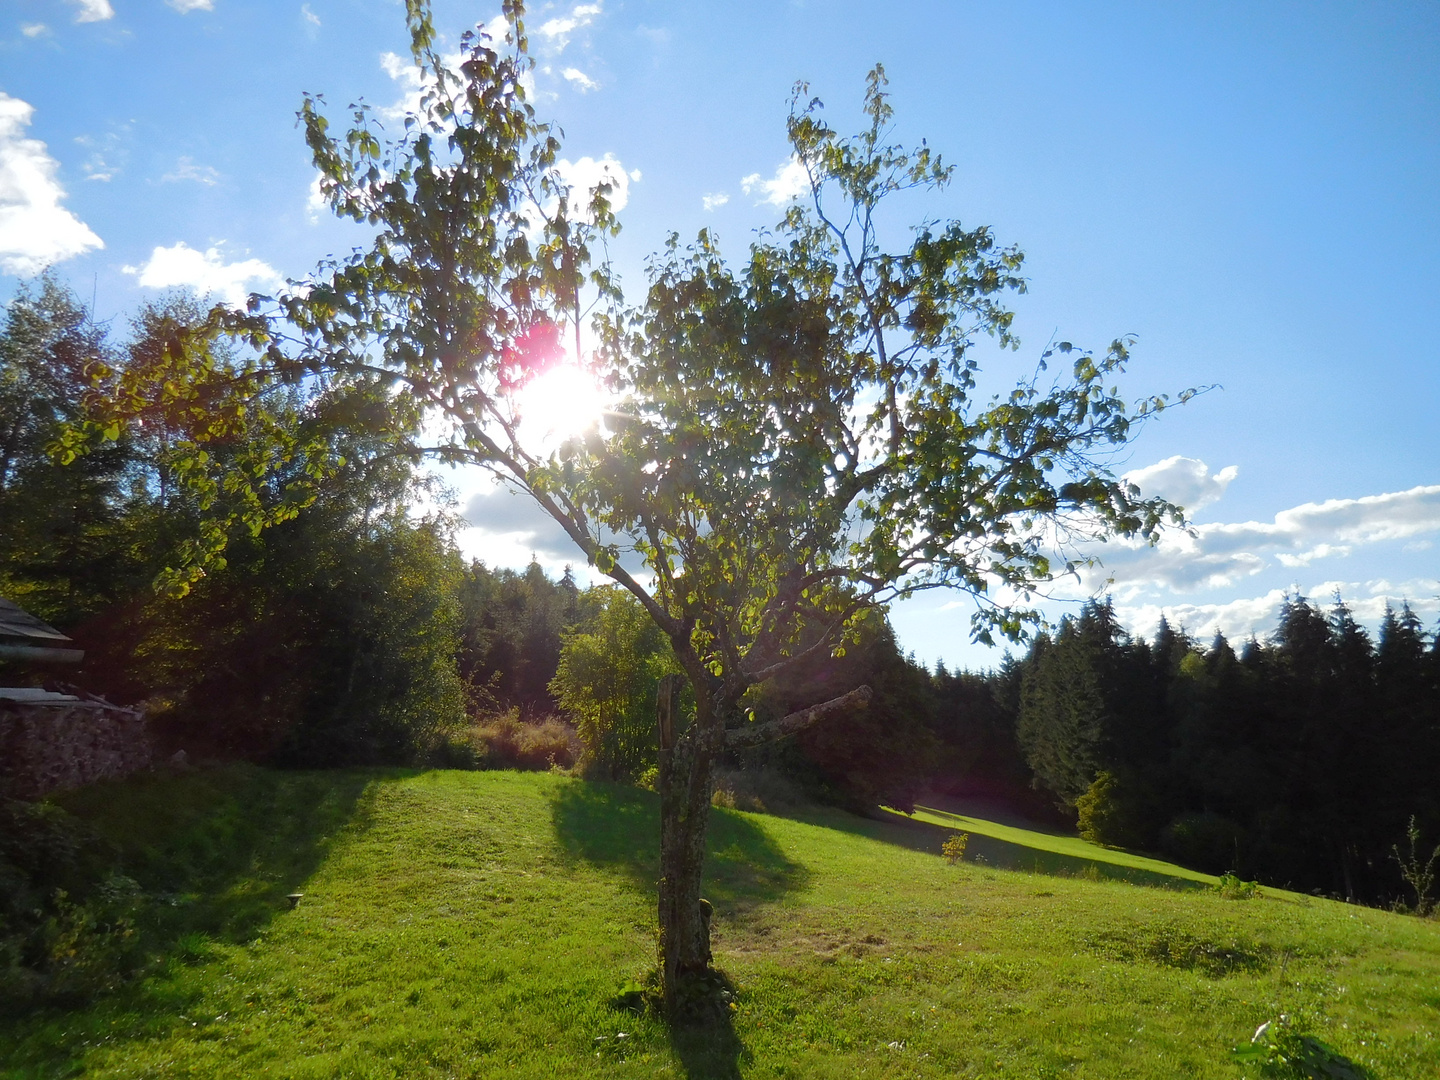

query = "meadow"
[3, 766, 1437, 1078]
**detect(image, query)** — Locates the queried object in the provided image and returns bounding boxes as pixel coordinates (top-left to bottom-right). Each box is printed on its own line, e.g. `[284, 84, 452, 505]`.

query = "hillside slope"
[3, 768, 1437, 1078]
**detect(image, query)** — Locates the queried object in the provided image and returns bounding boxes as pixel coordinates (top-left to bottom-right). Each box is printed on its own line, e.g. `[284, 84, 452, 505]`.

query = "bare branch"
[724, 685, 873, 751]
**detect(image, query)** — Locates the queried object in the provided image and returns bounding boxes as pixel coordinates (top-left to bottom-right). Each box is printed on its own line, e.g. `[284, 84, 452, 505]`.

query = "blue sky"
[2, 0, 1437, 668]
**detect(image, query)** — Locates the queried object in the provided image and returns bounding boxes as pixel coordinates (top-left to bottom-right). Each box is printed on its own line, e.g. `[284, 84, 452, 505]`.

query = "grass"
[2, 766, 1437, 1078]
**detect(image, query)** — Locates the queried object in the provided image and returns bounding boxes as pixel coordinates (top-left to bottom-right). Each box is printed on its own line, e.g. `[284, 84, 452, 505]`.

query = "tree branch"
[723, 685, 872, 751]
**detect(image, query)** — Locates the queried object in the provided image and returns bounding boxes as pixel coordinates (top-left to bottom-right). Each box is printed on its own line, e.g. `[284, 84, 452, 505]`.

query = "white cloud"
[122, 242, 283, 307]
[68, 0, 113, 23]
[1123, 455, 1237, 513]
[0, 93, 104, 276]
[306, 173, 327, 223]
[538, 2, 602, 52]
[379, 47, 473, 120]
[167, 0, 214, 13]
[1116, 578, 1440, 646]
[301, 4, 320, 28]
[555, 153, 631, 220]
[1086, 480, 1440, 598]
[160, 156, 220, 186]
[21, 23, 50, 37]
[741, 156, 810, 206]
[378, 50, 423, 118]
[702, 192, 729, 212]
[1115, 590, 1292, 645]
[562, 67, 599, 92]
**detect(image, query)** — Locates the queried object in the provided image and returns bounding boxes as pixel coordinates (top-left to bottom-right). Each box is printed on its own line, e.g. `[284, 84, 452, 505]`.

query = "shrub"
[1076, 771, 1149, 848]
[1214, 872, 1260, 900]
[709, 766, 805, 814]
[470, 711, 579, 771]
[550, 587, 678, 783]
[942, 832, 970, 865]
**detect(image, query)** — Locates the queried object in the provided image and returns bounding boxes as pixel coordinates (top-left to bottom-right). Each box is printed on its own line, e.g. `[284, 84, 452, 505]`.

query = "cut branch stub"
[724, 685, 872, 752]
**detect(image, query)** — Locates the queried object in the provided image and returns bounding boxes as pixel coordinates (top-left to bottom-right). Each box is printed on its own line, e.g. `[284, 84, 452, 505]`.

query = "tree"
[74, 2, 1189, 1013]
[551, 585, 677, 781]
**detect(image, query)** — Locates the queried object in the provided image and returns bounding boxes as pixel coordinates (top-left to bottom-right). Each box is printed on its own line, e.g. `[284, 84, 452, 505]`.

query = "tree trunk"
[652, 674, 870, 1016]
[655, 673, 719, 1015]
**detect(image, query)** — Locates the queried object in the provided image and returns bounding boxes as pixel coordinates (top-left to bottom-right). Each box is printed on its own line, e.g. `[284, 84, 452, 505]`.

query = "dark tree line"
[1008, 597, 1440, 904]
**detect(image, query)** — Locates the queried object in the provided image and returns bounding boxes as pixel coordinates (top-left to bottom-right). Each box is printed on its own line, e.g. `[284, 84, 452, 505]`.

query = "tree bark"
[656, 673, 720, 1015]
[654, 676, 873, 1016]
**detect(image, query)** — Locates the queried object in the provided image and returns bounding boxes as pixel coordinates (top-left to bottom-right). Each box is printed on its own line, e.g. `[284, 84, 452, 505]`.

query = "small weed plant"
[1215, 873, 1261, 900]
[1232, 1015, 1372, 1079]
[1390, 815, 1438, 916]
[942, 832, 970, 865]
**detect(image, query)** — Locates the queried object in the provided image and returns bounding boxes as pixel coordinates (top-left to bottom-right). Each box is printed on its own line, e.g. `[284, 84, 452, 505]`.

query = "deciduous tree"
[73, 1, 1189, 1012]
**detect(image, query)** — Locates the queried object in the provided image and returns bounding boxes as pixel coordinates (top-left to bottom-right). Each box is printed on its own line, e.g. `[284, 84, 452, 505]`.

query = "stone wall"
[0, 700, 152, 799]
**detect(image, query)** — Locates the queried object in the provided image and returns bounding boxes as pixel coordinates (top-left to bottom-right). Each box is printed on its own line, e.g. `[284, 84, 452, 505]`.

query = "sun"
[513, 362, 607, 446]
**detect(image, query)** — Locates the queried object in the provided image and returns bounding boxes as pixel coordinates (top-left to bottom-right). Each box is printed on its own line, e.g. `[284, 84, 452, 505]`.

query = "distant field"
[3, 767, 1437, 1078]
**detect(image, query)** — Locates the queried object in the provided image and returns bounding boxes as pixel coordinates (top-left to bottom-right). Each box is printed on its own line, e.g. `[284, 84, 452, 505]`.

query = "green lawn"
[4, 767, 1438, 1078]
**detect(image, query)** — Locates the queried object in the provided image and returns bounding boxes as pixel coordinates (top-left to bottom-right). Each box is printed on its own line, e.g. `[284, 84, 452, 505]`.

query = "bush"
[470, 711, 579, 771]
[710, 766, 806, 814]
[942, 832, 970, 865]
[1214, 872, 1260, 900]
[1076, 771, 1151, 849]
[550, 587, 677, 783]
[0, 797, 148, 1010]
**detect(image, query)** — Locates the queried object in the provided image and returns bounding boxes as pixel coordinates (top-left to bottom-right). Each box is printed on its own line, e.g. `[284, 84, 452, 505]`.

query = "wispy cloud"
[68, 0, 114, 23]
[537, 2, 602, 53]
[160, 156, 220, 186]
[562, 67, 599, 92]
[741, 156, 810, 206]
[122, 242, 282, 307]
[1077, 464, 1440, 599]
[21, 23, 50, 38]
[167, 0, 215, 13]
[702, 192, 729, 212]
[0, 93, 104, 275]
[301, 4, 320, 28]
[73, 128, 129, 183]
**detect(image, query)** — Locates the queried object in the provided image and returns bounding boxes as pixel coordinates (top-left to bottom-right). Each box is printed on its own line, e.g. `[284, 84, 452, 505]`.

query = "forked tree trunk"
[655, 673, 719, 1015]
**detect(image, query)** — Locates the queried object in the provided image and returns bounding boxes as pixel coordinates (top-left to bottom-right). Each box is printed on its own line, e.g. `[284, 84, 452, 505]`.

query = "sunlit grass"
[3, 768, 1437, 1078]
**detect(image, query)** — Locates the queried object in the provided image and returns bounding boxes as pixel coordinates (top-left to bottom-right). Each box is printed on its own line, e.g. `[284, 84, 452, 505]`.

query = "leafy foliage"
[941, 832, 970, 864]
[1233, 1016, 1374, 1079]
[551, 586, 678, 781]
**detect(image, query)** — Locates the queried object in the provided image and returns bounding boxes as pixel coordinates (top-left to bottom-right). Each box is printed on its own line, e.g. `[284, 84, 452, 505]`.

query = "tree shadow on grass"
[59, 762, 386, 943]
[553, 782, 804, 1080]
[667, 974, 747, 1080]
[1, 764, 382, 1073]
[775, 801, 1209, 891]
[550, 781, 809, 913]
